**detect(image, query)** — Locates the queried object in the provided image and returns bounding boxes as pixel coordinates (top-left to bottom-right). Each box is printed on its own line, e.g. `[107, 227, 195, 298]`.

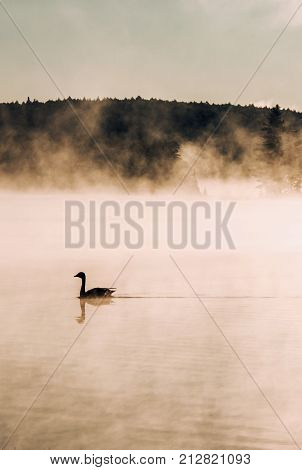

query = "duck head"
[74, 272, 86, 279]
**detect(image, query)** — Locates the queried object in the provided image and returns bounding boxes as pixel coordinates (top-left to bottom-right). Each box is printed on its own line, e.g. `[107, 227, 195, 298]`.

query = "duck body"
[82, 287, 116, 298]
[74, 272, 116, 298]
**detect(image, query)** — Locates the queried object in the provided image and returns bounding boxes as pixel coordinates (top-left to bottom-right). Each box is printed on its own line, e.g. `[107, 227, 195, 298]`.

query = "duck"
[74, 272, 116, 298]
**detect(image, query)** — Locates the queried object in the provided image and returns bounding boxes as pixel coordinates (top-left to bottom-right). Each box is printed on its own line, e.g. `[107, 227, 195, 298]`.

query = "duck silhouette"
[74, 272, 116, 298]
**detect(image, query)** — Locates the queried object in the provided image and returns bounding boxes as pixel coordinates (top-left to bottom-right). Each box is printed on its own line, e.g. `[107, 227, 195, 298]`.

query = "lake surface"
[1, 192, 302, 449]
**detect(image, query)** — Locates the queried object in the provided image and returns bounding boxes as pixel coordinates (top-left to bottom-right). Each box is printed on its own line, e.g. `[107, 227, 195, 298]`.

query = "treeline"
[0, 97, 302, 188]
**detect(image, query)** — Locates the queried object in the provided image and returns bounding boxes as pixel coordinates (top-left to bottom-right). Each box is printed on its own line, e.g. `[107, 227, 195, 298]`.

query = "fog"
[1, 99, 302, 195]
[1, 99, 302, 449]
[1, 188, 302, 449]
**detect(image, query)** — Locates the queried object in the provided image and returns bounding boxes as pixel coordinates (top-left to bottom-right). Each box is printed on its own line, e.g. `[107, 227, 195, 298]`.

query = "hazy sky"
[1, 0, 302, 108]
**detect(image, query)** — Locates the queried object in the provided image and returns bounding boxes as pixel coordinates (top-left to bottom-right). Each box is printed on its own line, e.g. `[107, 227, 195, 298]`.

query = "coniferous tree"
[262, 104, 283, 160]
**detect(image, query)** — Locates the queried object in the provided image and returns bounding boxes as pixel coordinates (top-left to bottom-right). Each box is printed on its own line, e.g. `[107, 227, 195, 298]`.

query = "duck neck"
[80, 276, 86, 296]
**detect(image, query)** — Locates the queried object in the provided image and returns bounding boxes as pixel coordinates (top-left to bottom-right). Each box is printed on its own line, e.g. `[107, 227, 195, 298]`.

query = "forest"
[0, 97, 301, 190]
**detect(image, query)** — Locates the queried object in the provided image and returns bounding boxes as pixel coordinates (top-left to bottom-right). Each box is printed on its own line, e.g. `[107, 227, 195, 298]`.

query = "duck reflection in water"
[76, 296, 114, 323]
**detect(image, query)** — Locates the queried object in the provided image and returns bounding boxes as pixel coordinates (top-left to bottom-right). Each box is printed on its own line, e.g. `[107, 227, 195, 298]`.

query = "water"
[1, 192, 302, 449]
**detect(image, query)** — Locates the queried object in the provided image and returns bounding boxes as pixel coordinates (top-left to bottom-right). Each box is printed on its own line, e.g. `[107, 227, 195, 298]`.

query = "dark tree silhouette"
[262, 104, 284, 160]
[0, 98, 301, 188]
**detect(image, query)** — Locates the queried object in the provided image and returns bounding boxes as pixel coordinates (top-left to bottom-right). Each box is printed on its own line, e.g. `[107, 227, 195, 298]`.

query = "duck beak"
[74, 274, 79, 278]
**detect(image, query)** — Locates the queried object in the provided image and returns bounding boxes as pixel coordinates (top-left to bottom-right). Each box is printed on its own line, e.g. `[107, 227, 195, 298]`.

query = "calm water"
[1, 192, 302, 449]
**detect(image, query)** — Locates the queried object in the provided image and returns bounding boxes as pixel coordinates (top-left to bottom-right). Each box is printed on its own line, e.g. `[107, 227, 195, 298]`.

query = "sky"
[1, 0, 302, 109]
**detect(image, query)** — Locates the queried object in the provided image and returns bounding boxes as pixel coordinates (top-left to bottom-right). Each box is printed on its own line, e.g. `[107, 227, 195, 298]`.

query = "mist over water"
[1, 0, 302, 449]
[2, 83, 302, 451]
[1, 99, 302, 195]
[1, 188, 302, 449]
